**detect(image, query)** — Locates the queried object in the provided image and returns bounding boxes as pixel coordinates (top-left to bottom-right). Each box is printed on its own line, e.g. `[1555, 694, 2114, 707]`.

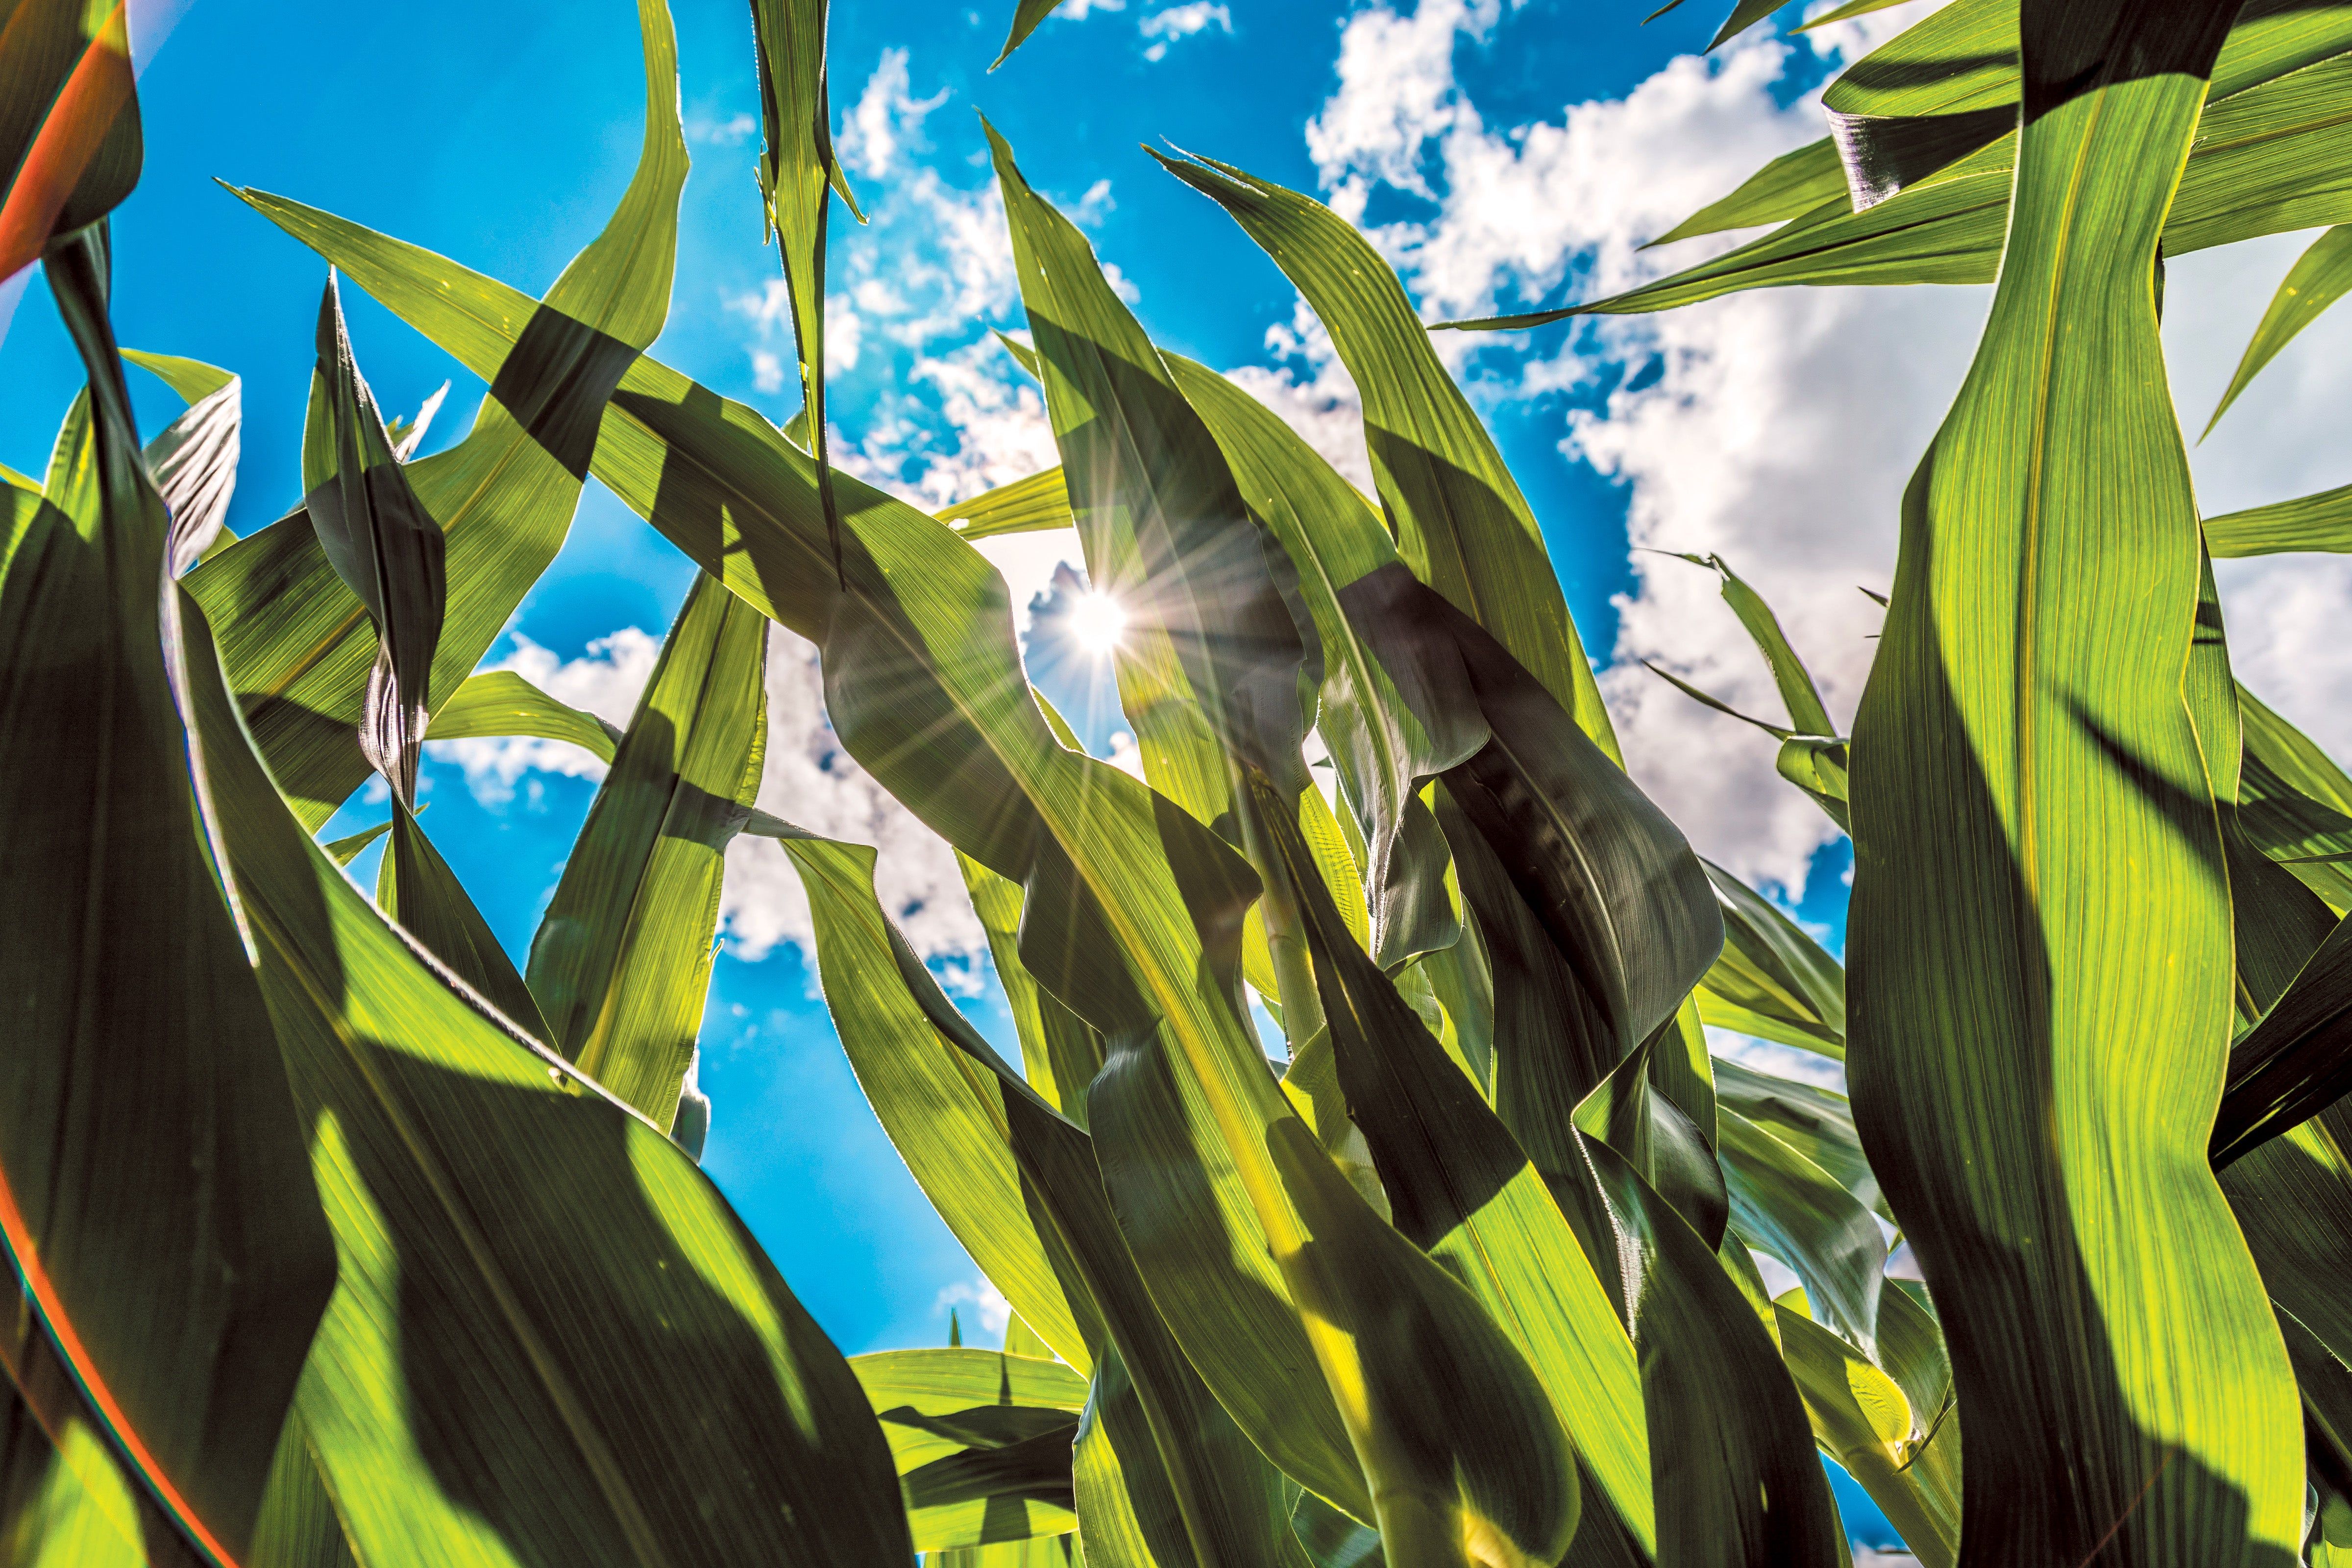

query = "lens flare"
[1070, 591, 1127, 654]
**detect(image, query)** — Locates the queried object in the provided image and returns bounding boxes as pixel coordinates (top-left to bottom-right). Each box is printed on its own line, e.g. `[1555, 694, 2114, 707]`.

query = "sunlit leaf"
[2203, 224, 2352, 436]
[1843, 5, 2304, 1554]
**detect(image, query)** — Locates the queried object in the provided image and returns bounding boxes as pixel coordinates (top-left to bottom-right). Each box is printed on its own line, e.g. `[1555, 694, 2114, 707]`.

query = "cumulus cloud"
[835, 48, 950, 182]
[1140, 2, 1231, 61]
[428, 629, 660, 801]
[1285, 0, 2352, 915]
[934, 1277, 1012, 1336]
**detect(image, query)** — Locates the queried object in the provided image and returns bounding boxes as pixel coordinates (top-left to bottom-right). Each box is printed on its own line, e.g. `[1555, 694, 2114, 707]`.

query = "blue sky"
[31, 0, 2352, 1554]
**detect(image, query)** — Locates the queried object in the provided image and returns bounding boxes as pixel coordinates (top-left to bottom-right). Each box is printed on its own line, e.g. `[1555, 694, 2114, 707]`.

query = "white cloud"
[752, 349, 787, 395]
[1222, 300, 1376, 492]
[687, 111, 756, 147]
[934, 1277, 1012, 1336]
[427, 629, 659, 801]
[1140, 1, 1230, 60]
[1056, 0, 1125, 17]
[1286, 0, 2352, 915]
[836, 48, 951, 182]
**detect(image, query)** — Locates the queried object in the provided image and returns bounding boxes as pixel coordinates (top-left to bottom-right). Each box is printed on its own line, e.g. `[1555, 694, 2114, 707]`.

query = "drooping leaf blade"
[1151, 150, 1619, 757]
[423, 668, 622, 763]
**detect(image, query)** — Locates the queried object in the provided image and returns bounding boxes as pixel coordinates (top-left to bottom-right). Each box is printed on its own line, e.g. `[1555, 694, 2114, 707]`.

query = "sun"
[1070, 591, 1127, 655]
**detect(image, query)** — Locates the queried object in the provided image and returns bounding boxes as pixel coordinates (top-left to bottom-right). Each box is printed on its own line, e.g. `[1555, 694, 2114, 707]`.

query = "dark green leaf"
[1695, 862, 1846, 1060]
[0, 226, 337, 1564]
[179, 575, 912, 1568]
[302, 271, 446, 805]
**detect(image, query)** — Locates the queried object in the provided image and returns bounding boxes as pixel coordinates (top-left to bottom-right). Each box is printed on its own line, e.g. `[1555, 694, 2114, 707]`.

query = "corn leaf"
[1263, 778, 1648, 1562]
[3, 1284, 202, 1568]
[935, 467, 1073, 539]
[303, 271, 446, 806]
[957, 850, 1106, 1129]
[1716, 1107, 1883, 1358]
[850, 1349, 1085, 1551]
[1455, 14, 2352, 326]
[1151, 150, 1618, 756]
[122, 349, 239, 574]
[0, 0, 139, 282]
[321, 818, 392, 867]
[771, 830, 1333, 1567]
[525, 570, 765, 1127]
[993, 0, 1067, 68]
[2205, 481, 2352, 558]
[1341, 564, 1723, 1141]
[749, 0, 857, 571]
[775, 834, 1102, 1373]
[1773, 1306, 1959, 1568]
[1711, 1056, 1882, 1219]
[1166, 353, 1461, 967]
[1695, 862, 1847, 1060]
[1844, 3, 2303, 1555]
[208, 0, 685, 828]
[0, 226, 340, 1566]
[423, 668, 622, 763]
[177, 575, 912, 1568]
[2204, 224, 2352, 435]
[266, 169, 1624, 1561]
[1647, 141, 1846, 247]
[1581, 1132, 1846, 1567]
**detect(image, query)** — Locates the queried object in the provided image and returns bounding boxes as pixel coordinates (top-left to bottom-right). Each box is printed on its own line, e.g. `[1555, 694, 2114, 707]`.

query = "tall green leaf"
[1844, 3, 2304, 1556]
[850, 1348, 1085, 1551]
[0, 224, 338, 1566]
[772, 829, 1334, 1568]
[302, 270, 445, 807]
[749, 0, 859, 572]
[1150, 150, 1618, 757]
[526, 570, 767, 1128]
[1260, 780, 1646, 1562]
[177, 578, 912, 1568]
[1164, 353, 1460, 967]
[211, 0, 686, 828]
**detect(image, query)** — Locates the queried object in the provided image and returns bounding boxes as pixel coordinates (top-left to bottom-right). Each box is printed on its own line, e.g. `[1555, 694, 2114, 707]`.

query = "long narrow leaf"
[1844, 3, 2304, 1555]
[527, 570, 767, 1127]
[210, 0, 686, 827]
[0, 225, 338, 1565]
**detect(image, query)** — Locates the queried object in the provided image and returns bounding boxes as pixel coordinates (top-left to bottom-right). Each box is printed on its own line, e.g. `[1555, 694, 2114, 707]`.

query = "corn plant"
[9, 0, 2352, 1565]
